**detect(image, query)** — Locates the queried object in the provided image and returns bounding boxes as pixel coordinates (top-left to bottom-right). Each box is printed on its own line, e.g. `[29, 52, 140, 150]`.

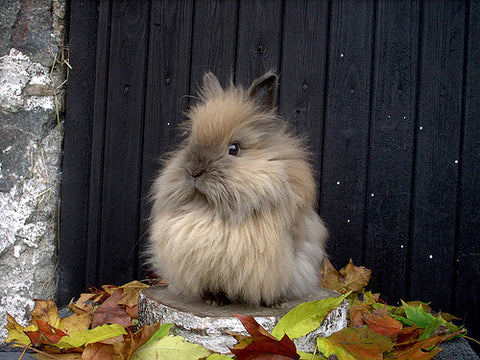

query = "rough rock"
[0, 0, 67, 341]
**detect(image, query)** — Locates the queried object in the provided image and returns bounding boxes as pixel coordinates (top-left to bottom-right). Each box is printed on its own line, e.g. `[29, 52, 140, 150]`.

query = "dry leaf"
[91, 290, 131, 329]
[321, 258, 372, 293]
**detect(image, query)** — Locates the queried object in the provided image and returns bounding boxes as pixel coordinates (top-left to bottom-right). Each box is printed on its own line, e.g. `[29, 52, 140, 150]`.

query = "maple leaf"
[231, 314, 300, 360]
[321, 258, 372, 293]
[316, 326, 393, 360]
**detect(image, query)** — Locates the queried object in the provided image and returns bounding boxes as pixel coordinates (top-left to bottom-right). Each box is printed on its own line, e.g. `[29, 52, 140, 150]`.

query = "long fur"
[148, 72, 328, 306]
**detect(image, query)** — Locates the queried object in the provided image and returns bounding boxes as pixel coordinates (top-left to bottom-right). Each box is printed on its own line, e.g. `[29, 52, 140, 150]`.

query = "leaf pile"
[229, 260, 467, 360]
[4, 261, 469, 360]
[5, 281, 161, 359]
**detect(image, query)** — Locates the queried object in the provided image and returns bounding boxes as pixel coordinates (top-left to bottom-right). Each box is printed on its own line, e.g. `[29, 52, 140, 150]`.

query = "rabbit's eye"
[228, 143, 240, 156]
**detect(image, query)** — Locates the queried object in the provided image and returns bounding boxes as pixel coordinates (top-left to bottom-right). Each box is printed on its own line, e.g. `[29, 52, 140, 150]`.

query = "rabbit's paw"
[202, 290, 231, 307]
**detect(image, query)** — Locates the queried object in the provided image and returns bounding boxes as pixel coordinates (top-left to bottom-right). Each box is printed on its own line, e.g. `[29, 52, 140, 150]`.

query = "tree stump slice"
[138, 285, 348, 354]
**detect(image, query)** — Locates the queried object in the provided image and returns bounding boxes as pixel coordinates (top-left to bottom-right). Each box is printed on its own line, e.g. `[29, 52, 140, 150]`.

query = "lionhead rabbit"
[148, 71, 328, 307]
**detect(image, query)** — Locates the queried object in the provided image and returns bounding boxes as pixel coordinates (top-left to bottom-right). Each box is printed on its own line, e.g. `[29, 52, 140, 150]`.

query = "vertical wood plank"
[279, 0, 329, 184]
[363, 1, 420, 303]
[139, 0, 194, 275]
[57, 0, 99, 304]
[320, 0, 375, 268]
[97, 0, 150, 285]
[410, 0, 465, 311]
[86, 0, 112, 289]
[456, 0, 480, 342]
[236, 0, 283, 84]
[189, 0, 239, 90]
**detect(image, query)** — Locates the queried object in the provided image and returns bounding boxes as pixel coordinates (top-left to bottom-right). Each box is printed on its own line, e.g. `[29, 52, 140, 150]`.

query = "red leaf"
[25, 320, 67, 347]
[231, 314, 299, 360]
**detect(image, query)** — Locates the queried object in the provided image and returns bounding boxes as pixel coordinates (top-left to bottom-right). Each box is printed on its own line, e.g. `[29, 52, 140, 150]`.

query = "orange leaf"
[385, 336, 443, 360]
[363, 307, 403, 336]
[316, 326, 393, 360]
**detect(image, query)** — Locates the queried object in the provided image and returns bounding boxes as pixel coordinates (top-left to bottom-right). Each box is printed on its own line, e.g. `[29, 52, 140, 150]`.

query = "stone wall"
[0, 0, 67, 339]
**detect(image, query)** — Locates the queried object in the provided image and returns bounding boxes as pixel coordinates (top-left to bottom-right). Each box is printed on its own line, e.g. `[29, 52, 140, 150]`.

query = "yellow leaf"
[4, 313, 31, 346]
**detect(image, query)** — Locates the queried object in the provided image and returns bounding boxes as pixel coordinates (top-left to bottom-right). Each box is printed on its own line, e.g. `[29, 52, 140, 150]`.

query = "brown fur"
[148, 71, 328, 306]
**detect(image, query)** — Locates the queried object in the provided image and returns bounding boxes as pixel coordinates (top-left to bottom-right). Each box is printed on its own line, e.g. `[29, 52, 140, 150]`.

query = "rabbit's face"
[155, 71, 314, 224]
[179, 92, 294, 222]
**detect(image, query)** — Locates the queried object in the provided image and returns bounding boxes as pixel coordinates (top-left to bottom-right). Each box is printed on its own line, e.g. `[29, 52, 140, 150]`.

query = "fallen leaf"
[316, 326, 393, 360]
[56, 324, 127, 349]
[272, 292, 350, 340]
[60, 312, 92, 335]
[118, 281, 149, 308]
[25, 320, 67, 346]
[130, 334, 211, 360]
[34, 354, 83, 359]
[231, 314, 299, 360]
[205, 354, 232, 360]
[138, 323, 172, 348]
[321, 258, 372, 293]
[363, 307, 403, 336]
[130, 322, 162, 353]
[384, 335, 442, 360]
[91, 290, 131, 328]
[82, 342, 116, 360]
[31, 300, 62, 329]
[4, 313, 32, 346]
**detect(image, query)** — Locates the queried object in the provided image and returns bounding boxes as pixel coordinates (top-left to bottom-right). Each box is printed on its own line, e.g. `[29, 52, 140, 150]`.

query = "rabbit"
[148, 71, 328, 307]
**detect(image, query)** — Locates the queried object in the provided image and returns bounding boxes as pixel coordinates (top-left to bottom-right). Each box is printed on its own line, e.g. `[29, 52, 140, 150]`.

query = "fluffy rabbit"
[148, 71, 328, 307]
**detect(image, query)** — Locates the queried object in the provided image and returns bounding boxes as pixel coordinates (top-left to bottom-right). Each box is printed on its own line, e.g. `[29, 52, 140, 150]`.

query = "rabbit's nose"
[186, 160, 207, 178]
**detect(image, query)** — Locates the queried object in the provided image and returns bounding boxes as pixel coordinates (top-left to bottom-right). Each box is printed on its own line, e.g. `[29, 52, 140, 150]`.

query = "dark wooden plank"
[57, 0, 99, 305]
[189, 0, 239, 91]
[455, 0, 480, 341]
[363, 1, 420, 304]
[279, 0, 329, 186]
[139, 0, 194, 276]
[319, 0, 375, 269]
[235, 0, 283, 84]
[85, 0, 112, 289]
[409, 0, 466, 311]
[97, 0, 150, 285]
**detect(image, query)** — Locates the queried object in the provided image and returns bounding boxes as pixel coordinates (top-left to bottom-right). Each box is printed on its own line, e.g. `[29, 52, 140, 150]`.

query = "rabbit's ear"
[201, 72, 223, 98]
[247, 71, 278, 111]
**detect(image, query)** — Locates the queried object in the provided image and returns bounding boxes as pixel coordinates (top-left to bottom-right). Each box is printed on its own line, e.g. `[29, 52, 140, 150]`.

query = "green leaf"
[130, 335, 212, 360]
[56, 323, 127, 348]
[272, 292, 350, 340]
[402, 301, 444, 329]
[142, 323, 173, 347]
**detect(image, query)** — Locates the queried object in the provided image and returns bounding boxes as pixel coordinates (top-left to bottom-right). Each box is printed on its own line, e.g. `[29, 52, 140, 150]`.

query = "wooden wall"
[59, 0, 479, 339]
